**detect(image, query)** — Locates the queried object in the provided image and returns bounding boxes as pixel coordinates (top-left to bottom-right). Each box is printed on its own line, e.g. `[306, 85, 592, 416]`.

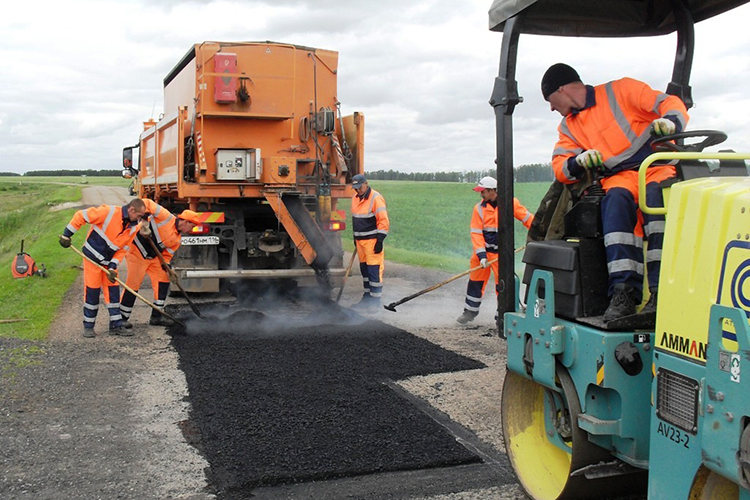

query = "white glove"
[480, 258, 488, 268]
[651, 118, 676, 136]
[575, 150, 604, 170]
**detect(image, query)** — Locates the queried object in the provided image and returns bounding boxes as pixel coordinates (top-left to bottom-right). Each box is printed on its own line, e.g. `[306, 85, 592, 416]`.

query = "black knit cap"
[541, 63, 581, 100]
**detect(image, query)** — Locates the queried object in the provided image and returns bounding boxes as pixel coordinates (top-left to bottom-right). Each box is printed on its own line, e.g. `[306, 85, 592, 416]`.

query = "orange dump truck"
[122, 41, 363, 292]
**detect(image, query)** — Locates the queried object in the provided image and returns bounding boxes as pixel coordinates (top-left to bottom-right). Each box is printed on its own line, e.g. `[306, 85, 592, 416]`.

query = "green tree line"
[364, 163, 553, 183]
[1, 163, 555, 182]
[23, 169, 122, 177]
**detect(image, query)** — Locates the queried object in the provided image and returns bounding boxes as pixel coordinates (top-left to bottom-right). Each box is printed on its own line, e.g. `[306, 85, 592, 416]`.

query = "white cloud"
[1, 0, 749, 174]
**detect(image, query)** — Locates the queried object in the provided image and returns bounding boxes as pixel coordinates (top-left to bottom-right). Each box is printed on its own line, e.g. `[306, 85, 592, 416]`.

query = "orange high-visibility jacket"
[132, 200, 179, 262]
[131, 215, 181, 263]
[352, 188, 389, 241]
[552, 78, 689, 184]
[471, 198, 534, 260]
[63, 205, 140, 268]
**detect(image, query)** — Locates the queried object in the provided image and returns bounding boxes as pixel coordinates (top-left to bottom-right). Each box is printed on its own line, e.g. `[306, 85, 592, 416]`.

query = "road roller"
[488, 0, 750, 499]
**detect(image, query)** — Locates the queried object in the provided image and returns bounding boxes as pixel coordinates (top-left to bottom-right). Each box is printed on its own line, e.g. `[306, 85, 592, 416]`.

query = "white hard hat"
[473, 176, 497, 192]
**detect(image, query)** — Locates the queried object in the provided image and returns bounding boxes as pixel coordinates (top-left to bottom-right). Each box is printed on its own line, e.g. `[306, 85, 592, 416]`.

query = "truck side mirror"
[122, 146, 137, 178]
[123, 147, 134, 168]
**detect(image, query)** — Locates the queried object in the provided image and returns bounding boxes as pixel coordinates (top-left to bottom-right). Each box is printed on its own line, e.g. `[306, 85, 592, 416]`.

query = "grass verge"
[0, 178, 116, 340]
[340, 180, 547, 274]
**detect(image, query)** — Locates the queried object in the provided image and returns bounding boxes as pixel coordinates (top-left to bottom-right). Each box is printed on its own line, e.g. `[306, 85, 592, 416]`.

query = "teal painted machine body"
[505, 270, 654, 468]
[648, 304, 750, 500]
[506, 270, 750, 497]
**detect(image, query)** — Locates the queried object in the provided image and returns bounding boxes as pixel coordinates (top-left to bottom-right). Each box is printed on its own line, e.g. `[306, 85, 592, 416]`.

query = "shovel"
[383, 257, 499, 312]
[144, 236, 204, 318]
[335, 251, 357, 304]
[67, 243, 186, 328]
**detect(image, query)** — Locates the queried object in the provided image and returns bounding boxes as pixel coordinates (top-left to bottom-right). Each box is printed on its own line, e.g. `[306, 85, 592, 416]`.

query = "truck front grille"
[656, 368, 699, 434]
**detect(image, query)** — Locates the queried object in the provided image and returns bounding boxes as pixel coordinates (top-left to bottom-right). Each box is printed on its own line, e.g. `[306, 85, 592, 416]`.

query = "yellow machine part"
[656, 177, 750, 362]
[689, 467, 739, 500]
[503, 371, 572, 499]
[502, 368, 641, 500]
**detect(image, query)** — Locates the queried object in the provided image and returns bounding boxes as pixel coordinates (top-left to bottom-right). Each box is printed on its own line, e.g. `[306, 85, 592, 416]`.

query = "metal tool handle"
[335, 251, 357, 304]
[384, 257, 499, 311]
[67, 243, 186, 328]
[144, 236, 203, 318]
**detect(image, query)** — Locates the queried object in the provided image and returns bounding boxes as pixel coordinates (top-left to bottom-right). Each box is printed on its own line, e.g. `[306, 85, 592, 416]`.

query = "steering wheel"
[651, 129, 728, 153]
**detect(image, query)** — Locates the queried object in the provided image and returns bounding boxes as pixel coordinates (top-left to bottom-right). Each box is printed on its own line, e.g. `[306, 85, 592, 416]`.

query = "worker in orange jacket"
[457, 176, 533, 325]
[350, 174, 389, 311]
[120, 208, 201, 327]
[59, 199, 148, 338]
[542, 63, 689, 321]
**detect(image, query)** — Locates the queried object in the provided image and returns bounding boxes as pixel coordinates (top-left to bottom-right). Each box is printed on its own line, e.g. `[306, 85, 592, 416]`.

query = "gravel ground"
[0, 186, 534, 500]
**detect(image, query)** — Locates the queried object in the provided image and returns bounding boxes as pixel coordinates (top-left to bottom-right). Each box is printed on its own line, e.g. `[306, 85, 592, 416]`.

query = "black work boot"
[82, 327, 96, 338]
[149, 310, 174, 327]
[640, 289, 658, 315]
[456, 310, 478, 325]
[603, 284, 637, 322]
[109, 325, 134, 337]
[121, 320, 133, 329]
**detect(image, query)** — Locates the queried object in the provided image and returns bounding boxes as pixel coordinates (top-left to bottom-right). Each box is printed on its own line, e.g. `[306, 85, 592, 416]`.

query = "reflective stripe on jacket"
[63, 205, 140, 267]
[552, 78, 689, 184]
[352, 188, 389, 240]
[471, 198, 534, 260]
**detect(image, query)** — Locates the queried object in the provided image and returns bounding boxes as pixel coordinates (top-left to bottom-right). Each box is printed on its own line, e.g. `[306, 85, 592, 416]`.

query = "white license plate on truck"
[181, 236, 220, 246]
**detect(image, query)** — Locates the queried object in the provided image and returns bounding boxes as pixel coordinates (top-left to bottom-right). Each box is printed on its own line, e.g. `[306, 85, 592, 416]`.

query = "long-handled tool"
[67, 244, 186, 328]
[144, 237, 204, 318]
[335, 251, 357, 304]
[383, 258, 499, 312]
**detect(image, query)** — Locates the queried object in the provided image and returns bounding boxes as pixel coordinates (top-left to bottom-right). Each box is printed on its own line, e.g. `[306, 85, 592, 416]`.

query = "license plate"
[181, 236, 220, 246]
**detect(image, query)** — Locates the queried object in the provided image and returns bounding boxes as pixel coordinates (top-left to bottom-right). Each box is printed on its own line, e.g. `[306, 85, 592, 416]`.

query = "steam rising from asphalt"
[166, 274, 501, 337]
[166, 283, 371, 336]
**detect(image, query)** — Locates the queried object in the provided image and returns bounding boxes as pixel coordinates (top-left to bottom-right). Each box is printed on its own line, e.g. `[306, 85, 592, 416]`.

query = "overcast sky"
[2, 0, 750, 175]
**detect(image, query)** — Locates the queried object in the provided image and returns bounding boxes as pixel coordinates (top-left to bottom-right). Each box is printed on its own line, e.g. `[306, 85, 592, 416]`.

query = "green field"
[339, 180, 548, 273]
[0, 177, 129, 340]
[0, 176, 546, 341]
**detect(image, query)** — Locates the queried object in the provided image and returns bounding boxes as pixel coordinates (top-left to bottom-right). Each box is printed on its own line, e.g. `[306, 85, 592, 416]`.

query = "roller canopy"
[489, 0, 750, 36]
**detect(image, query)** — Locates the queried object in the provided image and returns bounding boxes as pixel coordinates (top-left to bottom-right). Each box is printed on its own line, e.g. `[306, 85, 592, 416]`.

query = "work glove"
[651, 118, 676, 137]
[59, 235, 72, 248]
[138, 219, 151, 237]
[480, 258, 488, 268]
[575, 150, 604, 170]
[374, 241, 383, 254]
[105, 269, 118, 284]
[164, 263, 178, 282]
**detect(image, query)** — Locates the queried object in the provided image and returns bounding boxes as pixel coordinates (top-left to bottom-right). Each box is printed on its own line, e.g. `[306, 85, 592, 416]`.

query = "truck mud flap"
[264, 192, 334, 268]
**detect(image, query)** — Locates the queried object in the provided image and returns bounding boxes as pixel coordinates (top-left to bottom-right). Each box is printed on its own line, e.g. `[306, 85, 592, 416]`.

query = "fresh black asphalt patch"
[167, 301, 493, 498]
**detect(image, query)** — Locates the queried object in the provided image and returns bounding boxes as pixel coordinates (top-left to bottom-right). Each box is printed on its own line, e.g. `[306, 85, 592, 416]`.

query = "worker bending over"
[541, 63, 689, 321]
[457, 176, 533, 325]
[350, 174, 389, 311]
[59, 199, 147, 338]
[120, 208, 201, 327]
